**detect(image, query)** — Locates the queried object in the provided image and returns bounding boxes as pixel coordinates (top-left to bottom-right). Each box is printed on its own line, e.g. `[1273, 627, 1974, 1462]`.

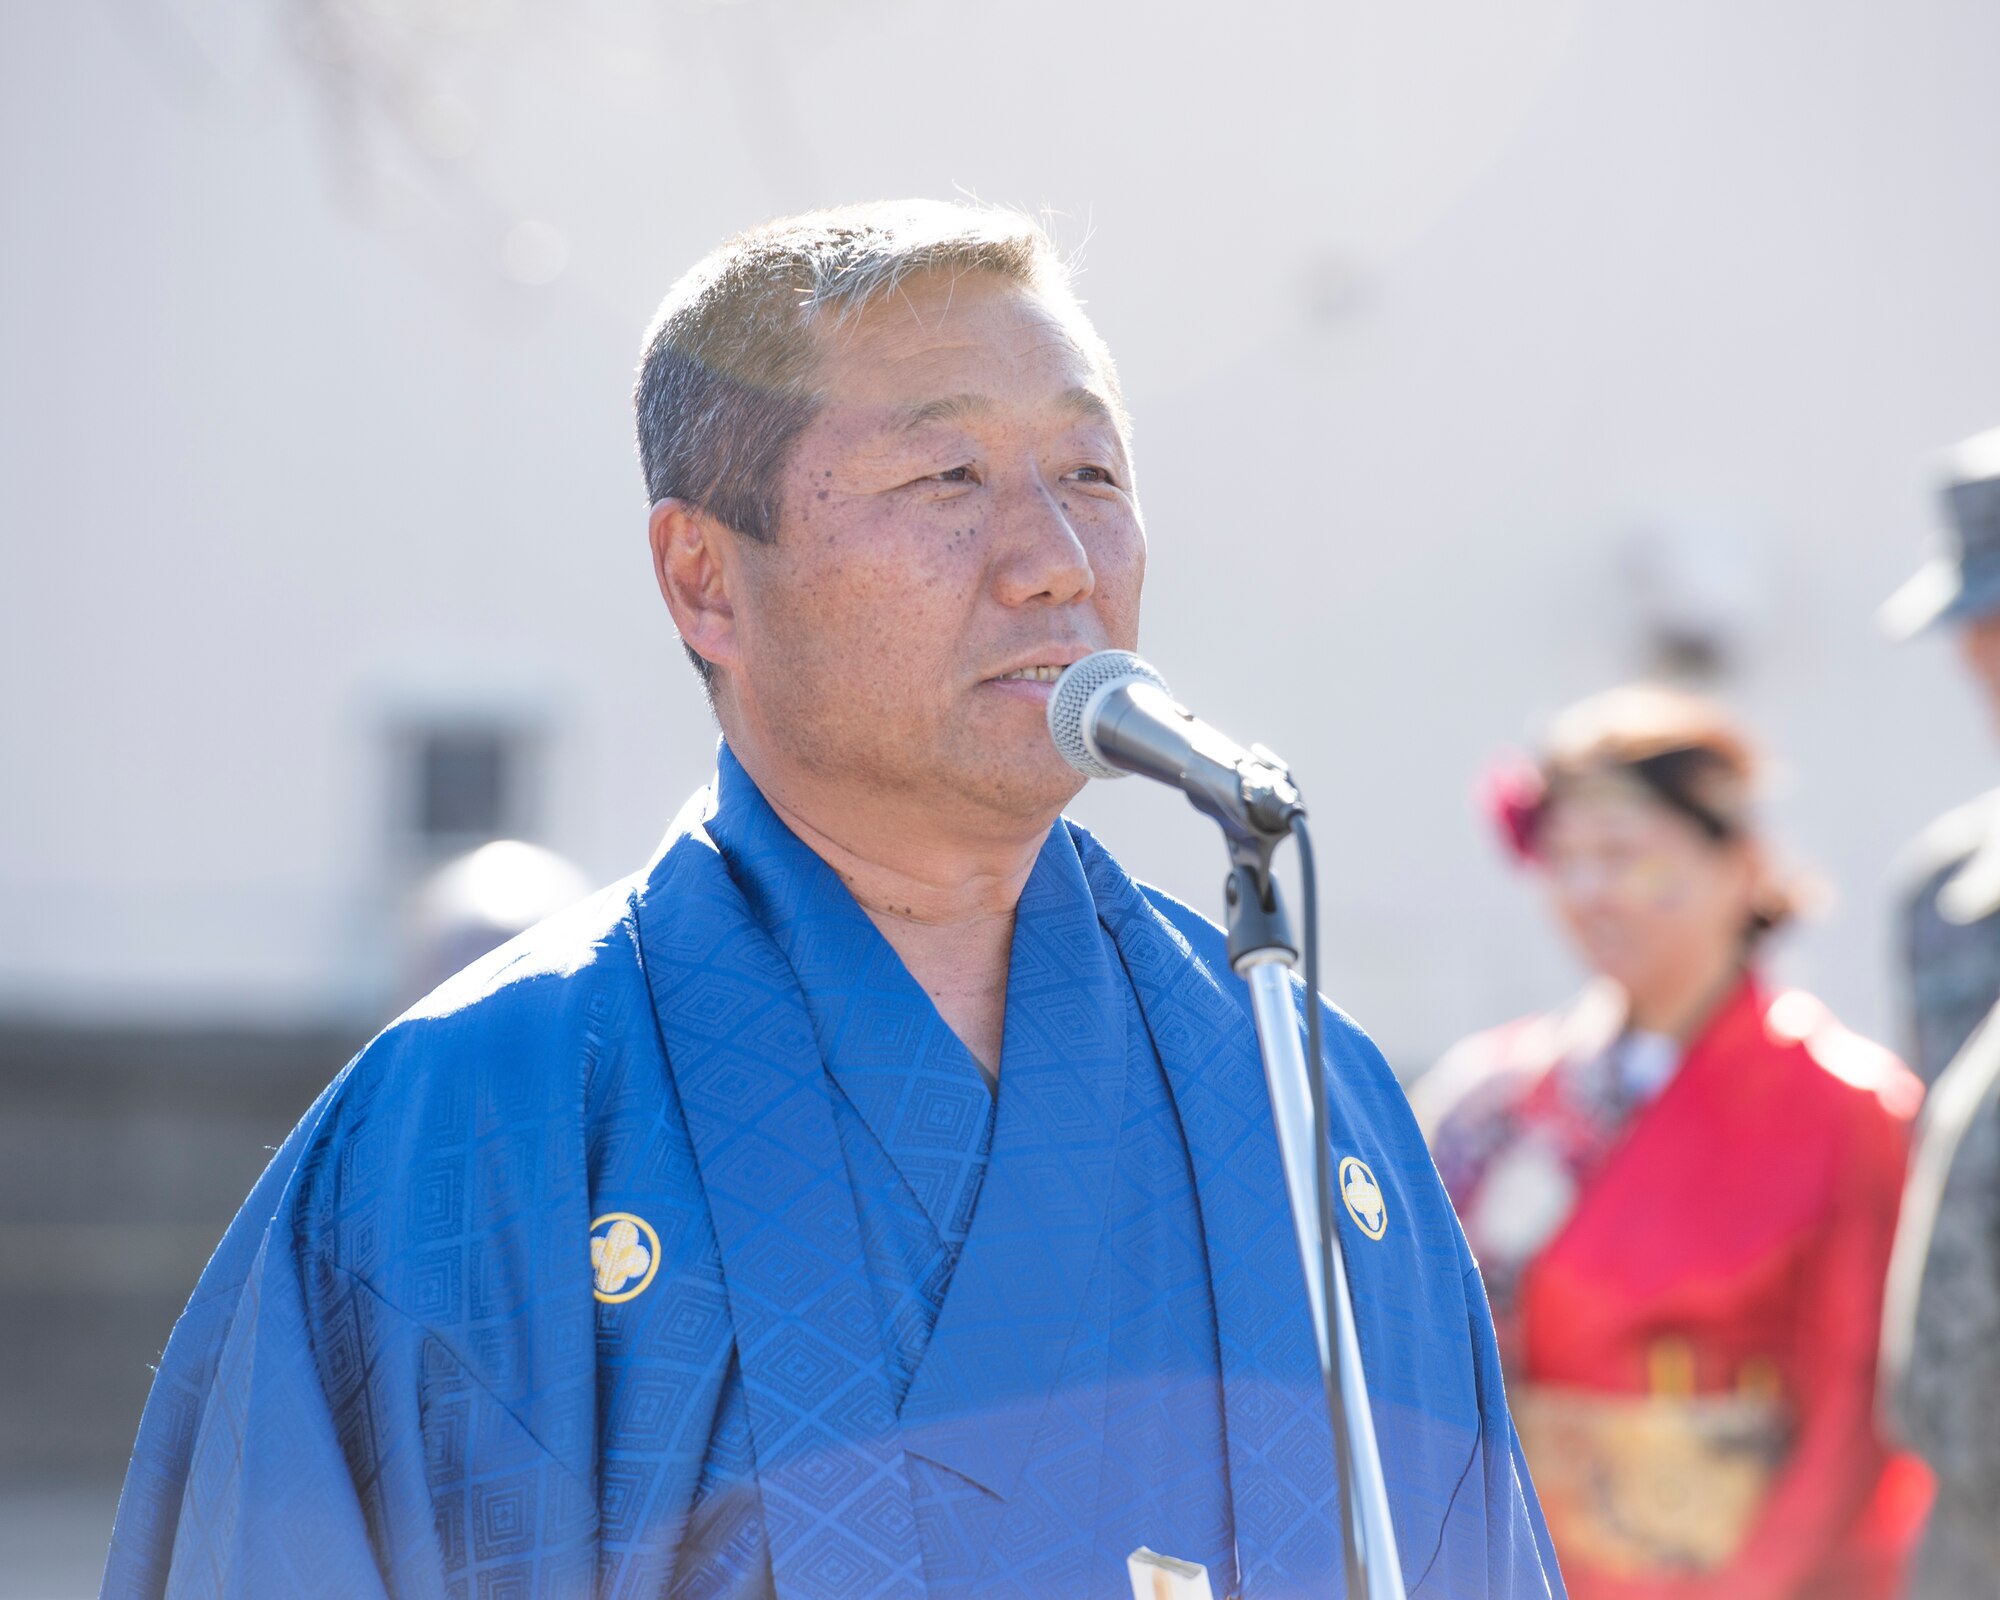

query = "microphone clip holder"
[1218, 746, 1306, 971]
[1223, 834, 1299, 972]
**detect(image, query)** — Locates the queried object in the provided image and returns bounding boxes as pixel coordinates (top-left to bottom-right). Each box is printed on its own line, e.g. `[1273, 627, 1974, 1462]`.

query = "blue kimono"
[103, 747, 1560, 1600]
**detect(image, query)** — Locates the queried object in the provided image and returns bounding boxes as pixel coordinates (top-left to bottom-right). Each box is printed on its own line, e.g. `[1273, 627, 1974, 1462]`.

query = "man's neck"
[746, 757, 1050, 1086]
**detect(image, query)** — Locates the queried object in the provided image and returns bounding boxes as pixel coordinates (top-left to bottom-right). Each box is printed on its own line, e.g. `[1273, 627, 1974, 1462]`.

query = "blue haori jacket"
[102, 747, 1561, 1600]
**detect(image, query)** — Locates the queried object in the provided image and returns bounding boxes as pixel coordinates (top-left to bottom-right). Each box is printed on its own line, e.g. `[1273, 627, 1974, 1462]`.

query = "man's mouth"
[990, 664, 1067, 684]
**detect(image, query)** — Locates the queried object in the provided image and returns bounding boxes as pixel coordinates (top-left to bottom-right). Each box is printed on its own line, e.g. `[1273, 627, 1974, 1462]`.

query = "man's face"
[721, 270, 1145, 827]
[1959, 611, 2000, 734]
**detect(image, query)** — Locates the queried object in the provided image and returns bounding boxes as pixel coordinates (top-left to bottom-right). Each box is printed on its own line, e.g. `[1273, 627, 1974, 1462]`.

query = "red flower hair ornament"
[1478, 751, 1548, 866]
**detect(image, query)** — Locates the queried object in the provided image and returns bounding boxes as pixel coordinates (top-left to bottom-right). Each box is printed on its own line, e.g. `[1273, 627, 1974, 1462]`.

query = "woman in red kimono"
[1417, 686, 1931, 1600]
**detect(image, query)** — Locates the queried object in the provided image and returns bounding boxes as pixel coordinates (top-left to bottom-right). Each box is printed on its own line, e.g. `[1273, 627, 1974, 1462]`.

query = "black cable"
[1290, 816, 1367, 1600]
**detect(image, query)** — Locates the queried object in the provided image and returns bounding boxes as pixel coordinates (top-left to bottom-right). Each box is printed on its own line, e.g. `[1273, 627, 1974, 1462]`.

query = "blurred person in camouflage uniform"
[1879, 423, 2000, 1600]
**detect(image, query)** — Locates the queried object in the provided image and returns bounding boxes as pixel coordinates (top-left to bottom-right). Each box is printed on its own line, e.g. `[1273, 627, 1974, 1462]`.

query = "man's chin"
[942, 744, 1088, 829]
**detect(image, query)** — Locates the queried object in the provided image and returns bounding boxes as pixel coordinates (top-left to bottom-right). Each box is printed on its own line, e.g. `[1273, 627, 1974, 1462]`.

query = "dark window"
[417, 727, 510, 842]
[391, 719, 537, 858]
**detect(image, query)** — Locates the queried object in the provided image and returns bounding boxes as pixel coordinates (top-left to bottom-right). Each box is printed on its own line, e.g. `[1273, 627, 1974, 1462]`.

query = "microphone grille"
[1047, 651, 1172, 780]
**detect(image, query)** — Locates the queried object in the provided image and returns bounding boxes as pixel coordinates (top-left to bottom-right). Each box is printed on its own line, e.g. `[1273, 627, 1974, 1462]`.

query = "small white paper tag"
[1127, 1547, 1216, 1600]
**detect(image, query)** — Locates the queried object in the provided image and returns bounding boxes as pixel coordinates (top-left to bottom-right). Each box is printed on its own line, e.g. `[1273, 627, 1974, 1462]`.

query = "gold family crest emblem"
[590, 1212, 661, 1304]
[1338, 1156, 1388, 1240]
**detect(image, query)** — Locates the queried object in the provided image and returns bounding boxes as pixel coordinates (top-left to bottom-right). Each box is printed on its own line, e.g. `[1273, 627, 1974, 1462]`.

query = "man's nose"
[990, 471, 1095, 609]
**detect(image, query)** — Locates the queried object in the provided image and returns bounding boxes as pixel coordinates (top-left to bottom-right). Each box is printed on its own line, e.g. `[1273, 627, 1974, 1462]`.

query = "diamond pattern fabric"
[102, 744, 1561, 1600]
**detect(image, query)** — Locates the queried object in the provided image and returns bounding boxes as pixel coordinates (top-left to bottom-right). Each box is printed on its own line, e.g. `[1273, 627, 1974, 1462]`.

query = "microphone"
[1047, 651, 1302, 841]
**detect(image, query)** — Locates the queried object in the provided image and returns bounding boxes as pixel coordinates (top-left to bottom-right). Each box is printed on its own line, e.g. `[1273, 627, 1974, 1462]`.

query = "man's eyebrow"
[892, 387, 1119, 432]
[1058, 386, 1118, 427]
[896, 393, 992, 431]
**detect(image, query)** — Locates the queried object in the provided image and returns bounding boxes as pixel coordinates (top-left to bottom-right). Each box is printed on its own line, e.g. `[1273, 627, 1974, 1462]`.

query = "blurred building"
[6, 0, 1999, 1056]
[3, 0, 1999, 1583]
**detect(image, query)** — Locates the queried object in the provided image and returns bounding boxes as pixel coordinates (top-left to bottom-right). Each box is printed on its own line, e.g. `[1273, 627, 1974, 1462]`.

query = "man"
[1879, 424, 2000, 1600]
[1882, 428, 2000, 1092]
[102, 202, 1560, 1600]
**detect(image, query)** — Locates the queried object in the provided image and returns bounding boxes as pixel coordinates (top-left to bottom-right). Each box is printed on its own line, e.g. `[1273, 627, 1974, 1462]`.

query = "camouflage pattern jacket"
[1888, 788, 2000, 1599]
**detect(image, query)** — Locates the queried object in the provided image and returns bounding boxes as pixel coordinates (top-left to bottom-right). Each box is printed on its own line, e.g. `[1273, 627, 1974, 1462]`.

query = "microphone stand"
[1222, 803, 1406, 1600]
[1045, 650, 1405, 1597]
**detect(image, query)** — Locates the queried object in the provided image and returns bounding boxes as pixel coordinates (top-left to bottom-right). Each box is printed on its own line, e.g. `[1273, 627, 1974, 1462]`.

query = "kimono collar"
[1673, 971, 1768, 1074]
[635, 755, 929, 1600]
[894, 810, 1131, 1507]
[640, 760, 1343, 1599]
[694, 745, 1137, 1509]
[701, 742, 995, 1249]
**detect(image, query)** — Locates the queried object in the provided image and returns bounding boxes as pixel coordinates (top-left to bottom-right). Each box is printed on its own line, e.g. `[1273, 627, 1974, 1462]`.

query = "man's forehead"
[811, 272, 1117, 415]
[892, 387, 1119, 432]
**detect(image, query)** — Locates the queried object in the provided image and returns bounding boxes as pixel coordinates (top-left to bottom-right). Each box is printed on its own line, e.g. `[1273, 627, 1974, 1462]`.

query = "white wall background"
[3, 0, 1996, 1065]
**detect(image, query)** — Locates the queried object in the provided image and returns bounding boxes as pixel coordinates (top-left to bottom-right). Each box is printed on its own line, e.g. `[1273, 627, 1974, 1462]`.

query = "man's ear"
[649, 498, 740, 680]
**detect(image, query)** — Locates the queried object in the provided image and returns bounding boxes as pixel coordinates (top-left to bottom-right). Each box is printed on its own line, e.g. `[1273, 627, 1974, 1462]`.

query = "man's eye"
[1067, 465, 1117, 486]
[929, 465, 976, 484]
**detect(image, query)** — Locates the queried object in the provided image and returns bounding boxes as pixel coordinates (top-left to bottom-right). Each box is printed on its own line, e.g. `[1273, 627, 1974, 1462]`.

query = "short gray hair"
[634, 200, 1118, 687]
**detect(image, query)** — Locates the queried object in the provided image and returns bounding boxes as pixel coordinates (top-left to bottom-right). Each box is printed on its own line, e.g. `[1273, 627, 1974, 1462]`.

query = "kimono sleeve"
[1455, 1236, 1566, 1600]
[101, 1070, 594, 1600]
[100, 1073, 371, 1600]
[162, 1230, 417, 1599]
[1697, 1081, 1916, 1600]
[100, 1128, 451, 1600]
[1319, 995, 1564, 1600]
